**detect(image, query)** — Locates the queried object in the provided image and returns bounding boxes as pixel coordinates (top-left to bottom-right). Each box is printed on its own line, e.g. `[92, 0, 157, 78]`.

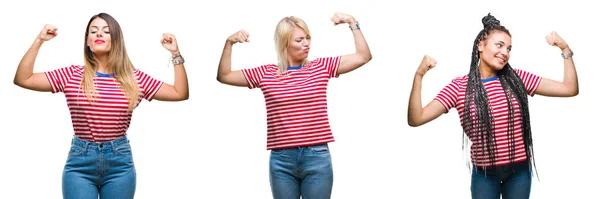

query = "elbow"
[216, 74, 226, 84]
[570, 89, 579, 97]
[362, 52, 372, 64]
[181, 93, 189, 101]
[13, 78, 24, 88]
[407, 118, 423, 127]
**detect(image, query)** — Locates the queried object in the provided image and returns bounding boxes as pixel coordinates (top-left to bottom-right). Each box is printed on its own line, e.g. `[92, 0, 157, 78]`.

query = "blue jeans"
[269, 144, 334, 199]
[471, 160, 532, 199]
[62, 136, 136, 199]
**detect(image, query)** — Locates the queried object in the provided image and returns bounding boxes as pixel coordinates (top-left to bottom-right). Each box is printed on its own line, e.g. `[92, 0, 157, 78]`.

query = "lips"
[302, 48, 310, 53]
[94, 39, 105, 44]
[496, 57, 506, 64]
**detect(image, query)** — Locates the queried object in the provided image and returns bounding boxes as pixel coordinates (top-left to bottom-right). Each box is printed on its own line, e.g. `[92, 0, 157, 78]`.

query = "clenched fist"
[545, 31, 569, 51]
[38, 24, 58, 41]
[416, 55, 437, 76]
[227, 30, 250, 44]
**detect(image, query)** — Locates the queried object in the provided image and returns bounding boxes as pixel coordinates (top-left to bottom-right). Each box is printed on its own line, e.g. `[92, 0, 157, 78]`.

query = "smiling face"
[286, 27, 311, 66]
[478, 31, 512, 71]
[86, 17, 111, 55]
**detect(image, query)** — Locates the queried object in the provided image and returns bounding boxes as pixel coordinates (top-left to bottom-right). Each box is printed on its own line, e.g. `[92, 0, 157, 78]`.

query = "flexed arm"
[216, 30, 250, 87]
[152, 33, 190, 101]
[331, 12, 372, 75]
[13, 24, 57, 92]
[407, 55, 447, 127]
[534, 31, 579, 97]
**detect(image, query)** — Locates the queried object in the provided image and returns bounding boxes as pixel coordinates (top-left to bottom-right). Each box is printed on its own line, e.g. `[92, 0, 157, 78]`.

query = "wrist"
[561, 46, 571, 54]
[348, 18, 357, 26]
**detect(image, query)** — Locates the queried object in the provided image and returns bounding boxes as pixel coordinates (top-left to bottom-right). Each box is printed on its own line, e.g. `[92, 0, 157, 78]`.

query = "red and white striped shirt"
[434, 69, 541, 167]
[242, 56, 341, 150]
[45, 65, 163, 142]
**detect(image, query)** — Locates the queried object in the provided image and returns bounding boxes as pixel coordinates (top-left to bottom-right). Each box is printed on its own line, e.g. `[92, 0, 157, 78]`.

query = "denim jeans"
[62, 136, 136, 199]
[269, 144, 334, 199]
[471, 160, 532, 199]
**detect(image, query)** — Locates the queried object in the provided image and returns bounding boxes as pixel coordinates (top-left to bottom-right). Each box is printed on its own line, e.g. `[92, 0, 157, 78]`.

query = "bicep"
[421, 100, 448, 125]
[338, 54, 369, 75]
[534, 77, 570, 97]
[17, 72, 53, 92]
[218, 70, 249, 87]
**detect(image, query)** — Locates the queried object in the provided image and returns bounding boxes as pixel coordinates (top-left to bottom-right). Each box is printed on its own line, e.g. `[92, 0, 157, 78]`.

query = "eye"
[90, 31, 97, 34]
[104, 31, 110, 34]
[496, 43, 502, 48]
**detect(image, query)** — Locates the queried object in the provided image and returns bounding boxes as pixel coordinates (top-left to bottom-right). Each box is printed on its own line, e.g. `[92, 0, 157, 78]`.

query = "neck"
[478, 59, 497, 79]
[95, 53, 110, 74]
[288, 59, 304, 67]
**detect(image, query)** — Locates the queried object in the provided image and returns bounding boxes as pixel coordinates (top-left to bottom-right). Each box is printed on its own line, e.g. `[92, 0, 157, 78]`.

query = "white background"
[1, 0, 598, 198]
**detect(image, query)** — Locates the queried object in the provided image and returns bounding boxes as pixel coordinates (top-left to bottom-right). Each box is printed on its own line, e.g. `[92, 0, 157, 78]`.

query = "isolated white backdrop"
[0, 0, 597, 198]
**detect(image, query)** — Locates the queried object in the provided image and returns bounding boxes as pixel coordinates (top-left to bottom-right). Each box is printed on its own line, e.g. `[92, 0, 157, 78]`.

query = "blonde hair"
[274, 16, 311, 75]
[82, 13, 139, 111]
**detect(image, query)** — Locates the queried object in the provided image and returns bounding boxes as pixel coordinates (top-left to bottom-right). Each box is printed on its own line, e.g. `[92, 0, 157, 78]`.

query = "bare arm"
[331, 13, 372, 75]
[407, 55, 447, 127]
[13, 25, 57, 92]
[153, 33, 189, 101]
[216, 30, 250, 87]
[534, 32, 578, 97]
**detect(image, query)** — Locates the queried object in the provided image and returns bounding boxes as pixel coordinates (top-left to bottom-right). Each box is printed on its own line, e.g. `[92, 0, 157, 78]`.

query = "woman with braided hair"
[407, 13, 579, 199]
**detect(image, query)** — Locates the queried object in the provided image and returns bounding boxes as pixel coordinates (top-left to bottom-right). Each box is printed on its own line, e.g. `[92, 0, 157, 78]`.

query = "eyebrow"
[90, 26, 109, 28]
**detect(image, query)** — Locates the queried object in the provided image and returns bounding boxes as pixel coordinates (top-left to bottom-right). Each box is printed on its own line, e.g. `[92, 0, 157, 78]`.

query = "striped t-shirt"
[242, 56, 341, 150]
[45, 65, 163, 142]
[434, 68, 541, 167]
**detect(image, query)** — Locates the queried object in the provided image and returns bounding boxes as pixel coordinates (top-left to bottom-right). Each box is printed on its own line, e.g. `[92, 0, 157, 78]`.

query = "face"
[286, 27, 311, 65]
[87, 17, 111, 54]
[478, 31, 512, 71]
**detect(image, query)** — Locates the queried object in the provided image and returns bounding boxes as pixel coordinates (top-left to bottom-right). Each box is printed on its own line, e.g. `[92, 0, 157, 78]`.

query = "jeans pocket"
[68, 145, 84, 156]
[271, 148, 287, 155]
[114, 144, 133, 156]
[310, 144, 329, 154]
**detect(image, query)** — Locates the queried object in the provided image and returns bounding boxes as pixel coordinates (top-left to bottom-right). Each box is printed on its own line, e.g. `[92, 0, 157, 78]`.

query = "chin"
[90, 48, 110, 54]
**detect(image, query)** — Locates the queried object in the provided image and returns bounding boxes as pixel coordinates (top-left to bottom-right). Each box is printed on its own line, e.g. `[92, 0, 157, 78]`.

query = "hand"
[161, 33, 179, 53]
[545, 31, 569, 51]
[416, 55, 437, 76]
[38, 24, 58, 41]
[331, 12, 356, 26]
[227, 30, 250, 44]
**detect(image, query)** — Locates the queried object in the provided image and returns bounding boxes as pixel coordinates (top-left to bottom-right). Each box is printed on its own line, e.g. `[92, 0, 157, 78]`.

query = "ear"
[477, 40, 485, 52]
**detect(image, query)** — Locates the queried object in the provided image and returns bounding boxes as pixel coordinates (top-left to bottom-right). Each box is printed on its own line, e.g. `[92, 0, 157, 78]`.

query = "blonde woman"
[13, 13, 189, 199]
[217, 12, 372, 199]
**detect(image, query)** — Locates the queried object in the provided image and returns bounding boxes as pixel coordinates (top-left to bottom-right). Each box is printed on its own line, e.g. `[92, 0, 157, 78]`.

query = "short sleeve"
[241, 64, 272, 89]
[314, 56, 341, 78]
[44, 65, 79, 93]
[135, 69, 164, 101]
[434, 77, 462, 113]
[514, 68, 542, 96]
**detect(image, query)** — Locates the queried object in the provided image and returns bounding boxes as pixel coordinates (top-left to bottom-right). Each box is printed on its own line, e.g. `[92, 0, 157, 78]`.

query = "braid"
[463, 13, 538, 177]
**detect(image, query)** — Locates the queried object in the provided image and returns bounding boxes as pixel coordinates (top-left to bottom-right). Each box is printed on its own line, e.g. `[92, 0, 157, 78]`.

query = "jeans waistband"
[71, 135, 129, 150]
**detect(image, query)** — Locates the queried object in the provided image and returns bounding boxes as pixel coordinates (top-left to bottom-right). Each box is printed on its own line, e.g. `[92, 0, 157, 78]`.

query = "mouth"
[302, 48, 310, 53]
[94, 39, 105, 44]
[495, 57, 506, 64]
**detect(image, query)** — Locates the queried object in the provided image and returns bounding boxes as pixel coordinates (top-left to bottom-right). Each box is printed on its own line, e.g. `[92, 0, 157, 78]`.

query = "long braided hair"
[462, 13, 537, 176]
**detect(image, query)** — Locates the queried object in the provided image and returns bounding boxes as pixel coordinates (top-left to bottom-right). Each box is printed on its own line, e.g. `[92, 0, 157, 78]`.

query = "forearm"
[408, 73, 424, 126]
[172, 57, 189, 99]
[14, 38, 44, 84]
[561, 47, 579, 95]
[349, 20, 372, 61]
[217, 41, 234, 81]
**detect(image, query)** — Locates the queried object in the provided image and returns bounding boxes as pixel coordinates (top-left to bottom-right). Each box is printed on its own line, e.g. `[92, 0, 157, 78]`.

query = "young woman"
[13, 13, 189, 199]
[407, 13, 578, 199]
[216, 12, 372, 199]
